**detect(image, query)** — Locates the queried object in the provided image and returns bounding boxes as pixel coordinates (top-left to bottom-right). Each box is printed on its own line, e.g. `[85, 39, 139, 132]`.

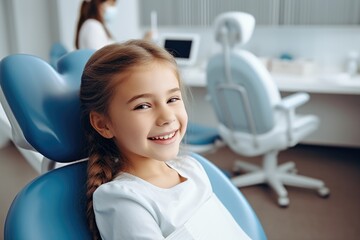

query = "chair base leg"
[231, 152, 330, 207]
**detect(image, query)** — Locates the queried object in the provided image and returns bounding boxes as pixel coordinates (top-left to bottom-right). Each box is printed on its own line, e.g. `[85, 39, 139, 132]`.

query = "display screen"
[164, 40, 192, 59]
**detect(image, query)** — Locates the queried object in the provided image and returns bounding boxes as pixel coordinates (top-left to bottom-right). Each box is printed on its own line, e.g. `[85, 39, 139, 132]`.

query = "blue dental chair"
[49, 42, 68, 70]
[183, 122, 223, 153]
[1, 50, 267, 239]
[207, 12, 329, 207]
[0, 103, 11, 148]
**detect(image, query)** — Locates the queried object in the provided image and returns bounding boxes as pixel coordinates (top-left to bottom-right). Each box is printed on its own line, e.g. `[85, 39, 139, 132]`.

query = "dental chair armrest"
[274, 92, 310, 146]
[275, 92, 310, 111]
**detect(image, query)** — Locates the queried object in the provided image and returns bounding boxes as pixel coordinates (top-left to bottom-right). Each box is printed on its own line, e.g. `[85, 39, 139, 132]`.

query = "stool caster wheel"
[318, 187, 330, 198]
[278, 197, 289, 207]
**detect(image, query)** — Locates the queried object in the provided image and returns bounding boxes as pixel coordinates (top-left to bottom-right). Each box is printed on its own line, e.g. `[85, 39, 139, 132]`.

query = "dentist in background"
[75, 0, 118, 50]
[75, 0, 152, 50]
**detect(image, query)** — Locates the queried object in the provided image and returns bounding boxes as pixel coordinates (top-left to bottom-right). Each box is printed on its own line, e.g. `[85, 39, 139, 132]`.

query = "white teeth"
[151, 132, 176, 140]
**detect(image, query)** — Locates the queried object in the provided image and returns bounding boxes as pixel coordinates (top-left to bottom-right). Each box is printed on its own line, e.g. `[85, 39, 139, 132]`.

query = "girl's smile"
[148, 130, 178, 144]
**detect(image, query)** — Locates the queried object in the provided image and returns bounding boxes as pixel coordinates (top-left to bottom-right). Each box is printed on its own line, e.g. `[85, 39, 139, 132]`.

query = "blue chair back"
[0, 50, 94, 162]
[49, 42, 68, 70]
[1, 50, 94, 240]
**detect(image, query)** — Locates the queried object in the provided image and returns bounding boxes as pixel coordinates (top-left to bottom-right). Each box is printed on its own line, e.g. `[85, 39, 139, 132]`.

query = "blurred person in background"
[75, 0, 117, 49]
[75, 0, 152, 50]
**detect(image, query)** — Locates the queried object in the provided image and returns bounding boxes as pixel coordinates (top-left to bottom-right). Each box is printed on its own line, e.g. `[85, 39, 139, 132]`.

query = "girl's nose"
[156, 106, 176, 126]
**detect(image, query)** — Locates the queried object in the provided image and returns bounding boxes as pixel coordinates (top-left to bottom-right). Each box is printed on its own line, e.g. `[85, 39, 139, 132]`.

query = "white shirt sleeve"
[79, 19, 115, 50]
[93, 184, 165, 240]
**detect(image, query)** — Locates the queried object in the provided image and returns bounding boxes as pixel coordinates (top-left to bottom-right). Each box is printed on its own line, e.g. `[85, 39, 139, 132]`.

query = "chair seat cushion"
[4, 161, 92, 239]
[184, 122, 220, 145]
[219, 113, 319, 156]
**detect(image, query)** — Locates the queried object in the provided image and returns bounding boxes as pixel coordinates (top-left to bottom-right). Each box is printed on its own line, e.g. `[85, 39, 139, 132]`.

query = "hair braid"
[86, 154, 103, 240]
[86, 130, 122, 240]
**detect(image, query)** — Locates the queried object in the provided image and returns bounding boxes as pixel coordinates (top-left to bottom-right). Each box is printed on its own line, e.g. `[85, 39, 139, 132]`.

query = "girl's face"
[93, 62, 188, 165]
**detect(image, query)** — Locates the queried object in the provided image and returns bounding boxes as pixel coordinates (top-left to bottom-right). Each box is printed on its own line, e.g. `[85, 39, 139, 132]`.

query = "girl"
[75, 0, 117, 50]
[80, 40, 248, 240]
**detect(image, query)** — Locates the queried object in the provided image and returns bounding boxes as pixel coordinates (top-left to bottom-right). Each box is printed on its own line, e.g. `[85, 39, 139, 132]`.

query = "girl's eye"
[168, 97, 181, 103]
[134, 104, 151, 110]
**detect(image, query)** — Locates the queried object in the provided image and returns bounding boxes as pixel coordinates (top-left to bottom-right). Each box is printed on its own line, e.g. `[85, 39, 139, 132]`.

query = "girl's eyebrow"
[126, 87, 181, 104]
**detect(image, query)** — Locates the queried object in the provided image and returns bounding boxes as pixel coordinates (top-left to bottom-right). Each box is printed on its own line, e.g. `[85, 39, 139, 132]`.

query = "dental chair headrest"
[0, 49, 95, 162]
[214, 12, 255, 48]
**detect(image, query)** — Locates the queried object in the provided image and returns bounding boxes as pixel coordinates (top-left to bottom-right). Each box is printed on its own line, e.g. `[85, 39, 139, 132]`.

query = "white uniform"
[93, 155, 213, 240]
[78, 19, 115, 50]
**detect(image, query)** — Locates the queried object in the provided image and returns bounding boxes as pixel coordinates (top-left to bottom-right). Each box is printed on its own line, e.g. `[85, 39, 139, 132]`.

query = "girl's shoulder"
[93, 172, 152, 209]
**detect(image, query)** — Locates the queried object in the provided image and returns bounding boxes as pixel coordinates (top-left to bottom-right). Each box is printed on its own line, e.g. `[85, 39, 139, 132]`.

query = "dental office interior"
[1, 0, 360, 239]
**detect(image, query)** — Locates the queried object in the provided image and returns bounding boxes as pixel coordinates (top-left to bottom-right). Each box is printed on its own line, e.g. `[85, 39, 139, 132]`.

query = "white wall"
[1, 1, 360, 74]
[0, 0, 141, 60]
[56, 0, 83, 51]
[248, 26, 360, 73]
[0, 0, 9, 59]
[111, 0, 141, 42]
[1, 0, 52, 61]
[157, 25, 360, 74]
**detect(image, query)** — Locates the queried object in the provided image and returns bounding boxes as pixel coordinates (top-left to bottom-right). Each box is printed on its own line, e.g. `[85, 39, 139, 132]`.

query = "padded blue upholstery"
[49, 42, 68, 70]
[184, 122, 221, 145]
[4, 161, 92, 239]
[1, 50, 266, 240]
[0, 50, 94, 162]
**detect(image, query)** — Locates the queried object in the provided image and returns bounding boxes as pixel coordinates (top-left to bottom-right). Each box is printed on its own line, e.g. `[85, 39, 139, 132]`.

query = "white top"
[166, 194, 251, 240]
[93, 155, 213, 240]
[78, 19, 115, 50]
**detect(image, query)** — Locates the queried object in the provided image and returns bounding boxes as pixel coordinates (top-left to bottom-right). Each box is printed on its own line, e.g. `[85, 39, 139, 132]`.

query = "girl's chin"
[154, 147, 180, 161]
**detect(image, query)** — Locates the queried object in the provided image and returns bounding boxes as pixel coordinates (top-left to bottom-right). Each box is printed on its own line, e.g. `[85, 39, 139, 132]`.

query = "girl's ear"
[89, 111, 114, 139]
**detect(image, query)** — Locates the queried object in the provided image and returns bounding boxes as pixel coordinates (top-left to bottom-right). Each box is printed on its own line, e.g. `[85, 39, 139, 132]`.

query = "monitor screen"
[164, 40, 192, 59]
[160, 33, 200, 66]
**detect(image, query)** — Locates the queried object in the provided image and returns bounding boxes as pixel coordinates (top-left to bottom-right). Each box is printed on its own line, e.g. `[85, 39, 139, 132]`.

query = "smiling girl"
[80, 40, 248, 240]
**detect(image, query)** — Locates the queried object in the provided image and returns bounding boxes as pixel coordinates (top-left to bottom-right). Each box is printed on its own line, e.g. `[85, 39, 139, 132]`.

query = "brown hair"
[75, 0, 115, 49]
[80, 39, 182, 239]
